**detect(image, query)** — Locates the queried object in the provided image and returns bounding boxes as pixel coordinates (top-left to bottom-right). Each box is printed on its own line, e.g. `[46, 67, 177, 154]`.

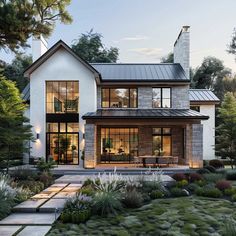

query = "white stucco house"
[22, 26, 219, 168]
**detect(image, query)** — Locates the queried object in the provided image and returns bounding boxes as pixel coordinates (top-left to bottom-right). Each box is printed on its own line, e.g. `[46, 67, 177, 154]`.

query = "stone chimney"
[174, 26, 190, 80]
[32, 35, 48, 62]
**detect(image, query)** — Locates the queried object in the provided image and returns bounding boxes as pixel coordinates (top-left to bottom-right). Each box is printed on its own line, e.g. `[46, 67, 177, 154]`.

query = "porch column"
[84, 123, 97, 168]
[187, 124, 203, 168]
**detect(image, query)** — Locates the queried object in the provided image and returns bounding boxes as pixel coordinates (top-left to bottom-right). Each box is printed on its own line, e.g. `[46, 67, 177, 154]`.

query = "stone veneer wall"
[97, 86, 101, 109]
[138, 87, 152, 109]
[172, 85, 190, 109]
[138, 126, 153, 156]
[172, 127, 184, 163]
[84, 124, 97, 168]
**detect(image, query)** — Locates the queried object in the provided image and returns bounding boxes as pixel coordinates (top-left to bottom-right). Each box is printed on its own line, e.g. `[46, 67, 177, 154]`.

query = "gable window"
[102, 88, 137, 108]
[152, 128, 171, 156]
[152, 88, 171, 108]
[46, 81, 79, 113]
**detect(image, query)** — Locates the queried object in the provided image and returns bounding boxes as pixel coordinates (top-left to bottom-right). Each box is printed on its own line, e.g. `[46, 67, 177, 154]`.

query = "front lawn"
[48, 196, 236, 236]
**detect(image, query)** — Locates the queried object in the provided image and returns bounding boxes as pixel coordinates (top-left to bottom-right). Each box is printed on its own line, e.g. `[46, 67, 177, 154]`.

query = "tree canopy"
[215, 93, 236, 168]
[160, 53, 174, 63]
[71, 30, 119, 63]
[0, 0, 72, 52]
[3, 54, 32, 92]
[0, 76, 33, 172]
[191, 57, 231, 100]
[228, 28, 236, 60]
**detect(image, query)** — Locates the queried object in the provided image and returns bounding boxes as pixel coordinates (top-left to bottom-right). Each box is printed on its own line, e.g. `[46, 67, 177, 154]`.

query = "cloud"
[121, 35, 149, 41]
[128, 47, 163, 58]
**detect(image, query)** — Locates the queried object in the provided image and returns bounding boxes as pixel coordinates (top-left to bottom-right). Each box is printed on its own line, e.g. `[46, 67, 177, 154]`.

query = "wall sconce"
[36, 133, 40, 140]
[82, 133, 85, 139]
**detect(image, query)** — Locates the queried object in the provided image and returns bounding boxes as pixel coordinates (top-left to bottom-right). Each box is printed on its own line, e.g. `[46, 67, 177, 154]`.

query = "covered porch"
[82, 109, 208, 169]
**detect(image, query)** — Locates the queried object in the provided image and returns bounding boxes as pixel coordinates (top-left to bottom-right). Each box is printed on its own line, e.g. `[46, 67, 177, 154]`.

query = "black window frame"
[101, 88, 138, 108]
[152, 87, 171, 108]
[152, 127, 172, 155]
[190, 105, 200, 112]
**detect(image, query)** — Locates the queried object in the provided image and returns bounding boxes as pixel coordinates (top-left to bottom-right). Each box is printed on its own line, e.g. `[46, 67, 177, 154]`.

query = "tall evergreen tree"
[228, 28, 236, 60]
[0, 76, 33, 173]
[215, 93, 236, 169]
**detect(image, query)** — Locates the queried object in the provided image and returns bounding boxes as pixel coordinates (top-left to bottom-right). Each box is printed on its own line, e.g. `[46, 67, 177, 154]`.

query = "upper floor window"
[152, 88, 171, 108]
[102, 88, 137, 108]
[46, 81, 79, 113]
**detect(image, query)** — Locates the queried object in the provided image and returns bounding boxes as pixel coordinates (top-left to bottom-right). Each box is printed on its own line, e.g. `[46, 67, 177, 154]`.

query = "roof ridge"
[90, 63, 181, 65]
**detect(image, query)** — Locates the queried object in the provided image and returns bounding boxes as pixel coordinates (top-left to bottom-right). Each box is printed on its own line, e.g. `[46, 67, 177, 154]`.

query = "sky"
[1, 0, 236, 72]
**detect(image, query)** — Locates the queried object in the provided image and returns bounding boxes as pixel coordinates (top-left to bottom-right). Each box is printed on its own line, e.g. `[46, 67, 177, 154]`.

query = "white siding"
[200, 105, 216, 160]
[30, 47, 97, 160]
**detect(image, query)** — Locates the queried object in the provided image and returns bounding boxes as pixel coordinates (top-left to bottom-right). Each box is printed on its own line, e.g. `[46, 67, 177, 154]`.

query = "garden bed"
[47, 196, 236, 236]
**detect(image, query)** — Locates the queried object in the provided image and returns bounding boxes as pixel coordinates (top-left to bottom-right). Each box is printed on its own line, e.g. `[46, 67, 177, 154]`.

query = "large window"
[190, 105, 200, 112]
[46, 81, 79, 113]
[46, 122, 79, 164]
[101, 128, 138, 162]
[152, 128, 171, 156]
[152, 88, 171, 108]
[102, 88, 137, 108]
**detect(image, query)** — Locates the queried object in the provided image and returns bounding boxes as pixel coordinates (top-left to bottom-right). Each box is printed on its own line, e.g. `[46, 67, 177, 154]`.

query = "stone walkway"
[0, 182, 82, 236]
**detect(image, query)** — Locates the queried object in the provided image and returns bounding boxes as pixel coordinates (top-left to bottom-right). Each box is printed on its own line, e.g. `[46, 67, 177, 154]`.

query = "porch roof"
[82, 109, 209, 120]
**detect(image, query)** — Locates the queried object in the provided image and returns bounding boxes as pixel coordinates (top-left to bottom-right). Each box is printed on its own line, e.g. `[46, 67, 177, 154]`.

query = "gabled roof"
[189, 89, 220, 104]
[91, 63, 189, 82]
[24, 40, 101, 80]
[82, 109, 209, 120]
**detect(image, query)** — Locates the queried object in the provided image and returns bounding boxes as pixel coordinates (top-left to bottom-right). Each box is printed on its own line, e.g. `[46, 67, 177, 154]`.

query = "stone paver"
[39, 199, 67, 212]
[43, 186, 65, 193]
[17, 226, 51, 236]
[61, 186, 81, 192]
[13, 199, 48, 212]
[31, 191, 56, 199]
[0, 225, 22, 236]
[53, 191, 77, 199]
[0, 213, 59, 225]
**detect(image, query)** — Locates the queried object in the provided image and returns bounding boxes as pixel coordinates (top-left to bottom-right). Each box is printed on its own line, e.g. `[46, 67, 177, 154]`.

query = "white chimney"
[174, 26, 190, 80]
[32, 35, 48, 62]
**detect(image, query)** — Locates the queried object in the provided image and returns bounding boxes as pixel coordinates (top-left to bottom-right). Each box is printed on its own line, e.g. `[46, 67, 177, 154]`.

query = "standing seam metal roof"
[189, 89, 220, 102]
[90, 63, 189, 81]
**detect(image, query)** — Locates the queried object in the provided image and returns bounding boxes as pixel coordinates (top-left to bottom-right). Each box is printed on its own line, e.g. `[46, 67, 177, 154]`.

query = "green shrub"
[80, 185, 95, 196]
[186, 183, 199, 193]
[195, 179, 206, 187]
[60, 210, 71, 223]
[209, 159, 224, 169]
[215, 180, 232, 191]
[10, 166, 38, 181]
[82, 178, 93, 187]
[203, 173, 225, 183]
[226, 170, 236, 180]
[176, 179, 188, 188]
[232, 194, 236, 202]
[122, 189, 143, 208]
[93, 191, 122, 216]
[71, 209, 91, 223]
[195, 186, 223, 198]
[36, 159, 56, 172]
[150, 190, 165, 199]
[142, 181, 166, 194]
[17, 180, 44, 194]
[170, 187, 189, 197]
[0, 191, 14, 220]
[141, 193, 151, 203]
[172, 173, 187, 181]
[224, 188, 236, 196]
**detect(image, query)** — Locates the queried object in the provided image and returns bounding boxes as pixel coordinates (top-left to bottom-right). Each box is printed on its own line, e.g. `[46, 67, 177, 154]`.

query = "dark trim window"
[152, 88, 171, 108]
[152, 128, 172, 156]
[102, 88, 137, 108]
[190, 105, 200, 112]
[46, 81, 79, 114]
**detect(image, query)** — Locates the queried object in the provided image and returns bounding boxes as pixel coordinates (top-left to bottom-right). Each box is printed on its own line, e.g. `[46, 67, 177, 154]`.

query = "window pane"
[152, 88, 161, 108]
[162, 98, 170, 108]
[153, 136, 161, 155]
[60, 123, 66, 132]
[110, 89, 129, 108]
[162, 88, 170, 99]
[67, 123, 79, 132]
[153, 128, 161, 134]
[163, 128, 171, 134]
[102, 89, 109, 108]
[190, 106, 200, 112]
[163, 136, 171, 156]
[47, 123, 58, 132]
[130, 88, 137, 108]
